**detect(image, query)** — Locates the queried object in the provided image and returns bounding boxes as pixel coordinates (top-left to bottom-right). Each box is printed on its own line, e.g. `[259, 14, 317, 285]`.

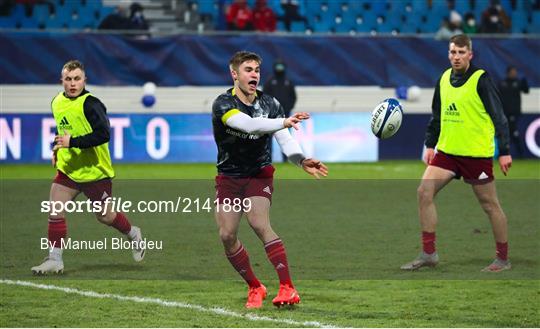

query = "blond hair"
[62, 60, 85, 74]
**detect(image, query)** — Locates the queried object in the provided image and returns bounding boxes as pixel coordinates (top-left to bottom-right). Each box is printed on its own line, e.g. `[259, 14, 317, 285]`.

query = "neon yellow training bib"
[437, 68, 495, 158]
[52, 92, 114, 183]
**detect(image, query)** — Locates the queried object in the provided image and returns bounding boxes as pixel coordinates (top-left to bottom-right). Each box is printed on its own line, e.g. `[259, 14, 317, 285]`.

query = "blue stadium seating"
[196, 0, 217, 19]
[45, 15, 70, 29]
[57, 0, 81, 16]
[324, 1, 343, 16]
[305, 1, 322, 16]
[385, 11, 403, 29]
[32, 4, 50, 25]
[19, 17, 39, 29]
[499, 0, 513, 15]
[11, 4, 26, 21]
[516, 0, 533, 11]
[97, 6, 115, 23]
[347, 1, 365, 16]
[0, 17, 16, 28]
[454, 0, 471, 14]
[76, 5, 98, 28]
[388, 1, 408, 13]
[421, 11, 443, 33]
[411, 0, 429, 13]
[357, 13, 377, 32]
[404, 11, 424, 28]
[511, 11, 529, 33]
[290, 20, 306, 33]
[267, 0, 284, 16]
[531, 11, 540, 33]
[400, 22, 419, 34]
[333, 15, 351, 33]
[1, 0, 539, 35]
[370, 1, 387, 16]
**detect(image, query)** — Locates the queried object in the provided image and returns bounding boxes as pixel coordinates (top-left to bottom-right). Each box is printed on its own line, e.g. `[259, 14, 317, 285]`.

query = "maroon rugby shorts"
[430, 151, 494, 185]
[215, 165, 275, 205]
[53, 170, 112, 202]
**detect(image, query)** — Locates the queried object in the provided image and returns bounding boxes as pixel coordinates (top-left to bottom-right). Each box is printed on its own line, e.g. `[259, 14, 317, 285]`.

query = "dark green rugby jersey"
[212, 88, 285, 177]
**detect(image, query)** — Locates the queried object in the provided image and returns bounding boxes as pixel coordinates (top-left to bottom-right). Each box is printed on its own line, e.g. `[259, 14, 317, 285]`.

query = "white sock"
[127, 227, 138, 240]
[49, 247, 63, 261]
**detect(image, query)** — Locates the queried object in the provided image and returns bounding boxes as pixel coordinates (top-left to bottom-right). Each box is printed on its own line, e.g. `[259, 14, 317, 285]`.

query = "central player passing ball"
[212, 51, 328, 309]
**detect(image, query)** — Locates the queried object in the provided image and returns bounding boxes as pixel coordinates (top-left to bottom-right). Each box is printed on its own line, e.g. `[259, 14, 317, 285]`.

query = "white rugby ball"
[371, 98, 403, 139]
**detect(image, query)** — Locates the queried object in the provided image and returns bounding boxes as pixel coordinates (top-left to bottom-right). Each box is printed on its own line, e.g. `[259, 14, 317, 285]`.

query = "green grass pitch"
[1, 161, 539, 327]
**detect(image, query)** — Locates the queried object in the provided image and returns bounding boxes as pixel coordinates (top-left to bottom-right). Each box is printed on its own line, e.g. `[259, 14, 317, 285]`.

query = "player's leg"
[215, 202, 266, 308]
[401, 165, 454, 270]
[418, 165, 454, 233]
[216, 203, 244, 253]
[31, 181, 79, 274]
[216, 175, 267, 308]
[83, 180, 145, 262]
[245, 197, 300, 307]
[245, 196, 278, 242]
[471, 181, 511, 272]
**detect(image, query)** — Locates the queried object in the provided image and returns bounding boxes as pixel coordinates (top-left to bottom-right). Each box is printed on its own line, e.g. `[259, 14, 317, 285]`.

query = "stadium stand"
[0, 0, 538, 34]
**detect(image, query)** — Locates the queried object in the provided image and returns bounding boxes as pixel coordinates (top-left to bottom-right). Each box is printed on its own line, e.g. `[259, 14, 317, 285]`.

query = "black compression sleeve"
[69, 96, 110, 149]
[425, 78, 441, 148]
[477, 74, 510, 156]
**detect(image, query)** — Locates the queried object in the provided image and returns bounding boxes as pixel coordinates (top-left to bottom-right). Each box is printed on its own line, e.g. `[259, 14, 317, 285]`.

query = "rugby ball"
[371, 98, 403, 139]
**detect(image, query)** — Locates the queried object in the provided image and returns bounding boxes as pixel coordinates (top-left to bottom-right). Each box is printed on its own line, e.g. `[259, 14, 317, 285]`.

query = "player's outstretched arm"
[225, 111, 310, 135]
[301, 158, 328, 179]
[499, 155, 512, 176]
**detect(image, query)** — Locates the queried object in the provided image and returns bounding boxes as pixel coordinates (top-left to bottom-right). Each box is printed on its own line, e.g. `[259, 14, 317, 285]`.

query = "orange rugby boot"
[272, 283, 300, 307]
[245, 284, 267, 309]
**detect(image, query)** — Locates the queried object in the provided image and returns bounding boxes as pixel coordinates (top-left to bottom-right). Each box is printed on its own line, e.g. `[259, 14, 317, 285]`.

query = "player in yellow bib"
[31, 60, 145, 275]
[401, 35, 512, 273]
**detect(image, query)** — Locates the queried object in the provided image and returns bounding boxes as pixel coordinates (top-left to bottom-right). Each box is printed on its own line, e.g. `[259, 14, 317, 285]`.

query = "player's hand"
[284, 112, 310, 130]
[54, 131, 71, 150]
[423, 148, 435, 165]
[499, 155, 512, 176]
[301, 158, 328, 179]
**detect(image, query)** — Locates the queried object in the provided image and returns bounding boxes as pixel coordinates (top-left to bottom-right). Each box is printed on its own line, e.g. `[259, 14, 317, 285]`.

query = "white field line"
[1, 279, 338, 328]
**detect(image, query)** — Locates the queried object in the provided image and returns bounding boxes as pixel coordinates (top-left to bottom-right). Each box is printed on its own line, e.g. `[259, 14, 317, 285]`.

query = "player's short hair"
[62, 60, 85, 74]
[450, 34, 472, 51]
[229, 51, 262, 72]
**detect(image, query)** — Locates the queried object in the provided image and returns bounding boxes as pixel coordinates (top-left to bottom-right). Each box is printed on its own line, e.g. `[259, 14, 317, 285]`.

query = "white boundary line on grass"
[1, 279, 337, 328]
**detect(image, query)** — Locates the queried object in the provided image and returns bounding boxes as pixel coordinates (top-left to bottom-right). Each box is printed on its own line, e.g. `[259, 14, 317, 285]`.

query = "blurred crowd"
[435, 0, 530, 39]
[2, 0, 540, 35]
[224, 0, 308, 32]
[98, 2, 148, 31]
